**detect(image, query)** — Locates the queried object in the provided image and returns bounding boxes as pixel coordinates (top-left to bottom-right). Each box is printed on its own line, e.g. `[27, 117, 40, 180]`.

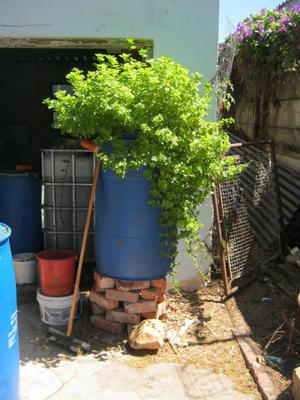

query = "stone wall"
[232, 70, 300, 172]
[282, 0, 300, 10]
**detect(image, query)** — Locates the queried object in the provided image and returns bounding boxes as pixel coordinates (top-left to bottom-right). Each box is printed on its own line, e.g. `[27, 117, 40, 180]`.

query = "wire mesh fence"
[213, 140, 283, 295]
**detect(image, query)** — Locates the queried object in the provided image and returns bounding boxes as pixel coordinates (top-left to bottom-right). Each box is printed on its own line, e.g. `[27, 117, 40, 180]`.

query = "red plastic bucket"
[37, 249, 75, 297]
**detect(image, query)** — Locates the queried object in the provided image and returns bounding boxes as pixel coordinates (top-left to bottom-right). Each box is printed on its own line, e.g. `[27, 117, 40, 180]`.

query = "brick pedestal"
[89, 272, 167, 334]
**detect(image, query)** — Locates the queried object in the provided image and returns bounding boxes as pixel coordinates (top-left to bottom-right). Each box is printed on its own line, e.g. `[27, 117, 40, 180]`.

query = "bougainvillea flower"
[291, 4, 300, 12]
[236, 22, 244, 32]
[232, 5, 299, 74]
[244, 28, 253, 38]
[280, 16, 292, 25]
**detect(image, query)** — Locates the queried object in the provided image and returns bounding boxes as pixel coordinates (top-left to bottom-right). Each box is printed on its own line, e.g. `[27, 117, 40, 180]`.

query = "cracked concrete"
[19, 301, 257, 400]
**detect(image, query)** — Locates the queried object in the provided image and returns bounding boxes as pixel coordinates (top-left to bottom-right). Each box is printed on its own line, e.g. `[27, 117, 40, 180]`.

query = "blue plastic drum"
[95, 167, 173, 281]
[0, 223, 20, 400]
[0, 172, 42, 254]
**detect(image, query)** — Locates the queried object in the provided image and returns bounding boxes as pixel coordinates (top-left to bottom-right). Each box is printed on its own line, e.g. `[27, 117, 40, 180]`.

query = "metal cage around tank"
[41, 148, 96, 261]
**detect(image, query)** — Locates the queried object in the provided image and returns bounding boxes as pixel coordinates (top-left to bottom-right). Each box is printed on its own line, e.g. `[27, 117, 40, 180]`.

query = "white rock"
[293, 367, 300, 400]
[128, 319, 165, 350]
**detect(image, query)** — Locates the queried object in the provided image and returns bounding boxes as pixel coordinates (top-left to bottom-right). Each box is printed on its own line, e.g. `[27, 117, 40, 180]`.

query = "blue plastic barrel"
[0, 172, 42, 254]
[0, 223, 20, 400]
[95, 167, 173, 281]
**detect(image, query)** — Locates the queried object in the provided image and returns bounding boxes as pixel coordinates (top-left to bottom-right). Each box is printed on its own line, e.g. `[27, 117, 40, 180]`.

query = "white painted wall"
[0, 0, 219, 289]
[1, 0, 219, 78]
[173, 198, 213, 290]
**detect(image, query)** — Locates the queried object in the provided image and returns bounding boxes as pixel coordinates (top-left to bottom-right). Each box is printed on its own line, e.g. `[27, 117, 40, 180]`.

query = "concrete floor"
[18, 300, 257, 400]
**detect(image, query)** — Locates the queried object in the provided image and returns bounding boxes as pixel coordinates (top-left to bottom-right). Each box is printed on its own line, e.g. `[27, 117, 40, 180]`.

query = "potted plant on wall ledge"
[44, 44, 240, 281]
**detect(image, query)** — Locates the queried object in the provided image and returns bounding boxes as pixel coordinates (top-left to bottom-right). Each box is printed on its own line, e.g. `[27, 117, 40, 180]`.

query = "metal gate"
[213, 140, 283, 296]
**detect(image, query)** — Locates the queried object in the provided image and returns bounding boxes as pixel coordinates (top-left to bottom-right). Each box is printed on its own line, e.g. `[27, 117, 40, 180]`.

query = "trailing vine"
[44, 48, 241, 270]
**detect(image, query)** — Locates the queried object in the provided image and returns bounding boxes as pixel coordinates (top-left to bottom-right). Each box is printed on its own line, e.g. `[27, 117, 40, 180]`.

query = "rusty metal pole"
[229, 139, 272, 149]
[212, 185, 230, 296]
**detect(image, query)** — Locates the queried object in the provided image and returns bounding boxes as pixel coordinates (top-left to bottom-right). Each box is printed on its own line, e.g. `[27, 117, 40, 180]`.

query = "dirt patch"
[65, 275, 300, 400]
[72, 284, 260, 398]
[19, 268, 299, 399]
[162, 284, 260, 398]
[226, 272, 300, 399]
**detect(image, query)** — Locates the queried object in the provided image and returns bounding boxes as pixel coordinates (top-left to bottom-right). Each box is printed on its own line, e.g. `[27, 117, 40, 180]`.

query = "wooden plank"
[0, 36, 153, 53]
[233, 332, 279, 400]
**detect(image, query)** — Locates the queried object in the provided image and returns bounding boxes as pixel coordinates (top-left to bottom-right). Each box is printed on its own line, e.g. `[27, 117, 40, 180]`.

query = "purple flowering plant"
[233, 6, 300, 74]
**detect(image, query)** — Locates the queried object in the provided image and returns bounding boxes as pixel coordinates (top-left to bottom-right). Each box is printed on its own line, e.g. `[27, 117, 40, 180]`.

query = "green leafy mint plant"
[44, 48, 240, 271]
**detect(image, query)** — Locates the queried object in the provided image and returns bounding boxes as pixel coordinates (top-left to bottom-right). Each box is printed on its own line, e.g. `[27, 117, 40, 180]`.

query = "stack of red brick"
[90, 272, 167, 334]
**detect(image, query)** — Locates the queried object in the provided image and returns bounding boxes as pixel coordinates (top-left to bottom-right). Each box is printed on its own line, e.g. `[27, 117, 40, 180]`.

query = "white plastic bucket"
[36, 289, 80, 326]
[13, 252, 37, 284]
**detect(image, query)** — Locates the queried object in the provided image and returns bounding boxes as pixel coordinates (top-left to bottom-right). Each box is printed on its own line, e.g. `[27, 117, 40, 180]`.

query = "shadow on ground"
[18, 299, 129, 368]
[18, 287, 257, 400]
[18, 288, 203, 368]
[227, 270, 300, 399]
